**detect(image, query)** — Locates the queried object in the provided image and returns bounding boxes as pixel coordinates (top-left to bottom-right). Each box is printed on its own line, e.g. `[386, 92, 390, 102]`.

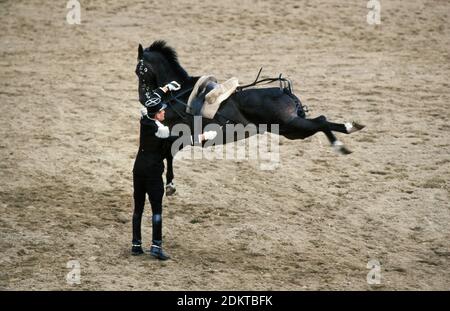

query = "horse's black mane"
[144, 40, 189, 79]
[145, 40, 178, 64]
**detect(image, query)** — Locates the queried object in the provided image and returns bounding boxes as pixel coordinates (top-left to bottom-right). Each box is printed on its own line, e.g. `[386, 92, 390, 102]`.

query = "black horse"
[135, 40, 364, 194]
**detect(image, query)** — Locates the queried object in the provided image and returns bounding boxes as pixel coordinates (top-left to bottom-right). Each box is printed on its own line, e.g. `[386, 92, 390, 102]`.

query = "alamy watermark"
[169, 117, 280, 170]
[66, 260, 81, 285]
[66, 0, 81, 25]
[367, 0, 381, 25]
[366, 259, 381, 285]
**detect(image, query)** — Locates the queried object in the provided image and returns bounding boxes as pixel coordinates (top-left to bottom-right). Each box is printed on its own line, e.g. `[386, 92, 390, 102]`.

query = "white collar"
[146, 115, 163, 126]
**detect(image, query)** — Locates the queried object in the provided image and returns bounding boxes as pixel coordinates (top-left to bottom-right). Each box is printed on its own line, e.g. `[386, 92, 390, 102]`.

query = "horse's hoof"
[165, 183, 176, 196]
[332, 141, 352, 155]
[339, 146, 353, 155]
[346, 122, 365, 134]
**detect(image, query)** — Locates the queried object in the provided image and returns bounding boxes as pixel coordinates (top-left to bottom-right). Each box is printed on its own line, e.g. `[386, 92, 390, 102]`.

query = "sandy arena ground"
[0, 0, 449, 290]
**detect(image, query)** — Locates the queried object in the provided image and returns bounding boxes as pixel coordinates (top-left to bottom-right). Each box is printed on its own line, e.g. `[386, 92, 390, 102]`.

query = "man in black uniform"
[132, 81, 216, 260]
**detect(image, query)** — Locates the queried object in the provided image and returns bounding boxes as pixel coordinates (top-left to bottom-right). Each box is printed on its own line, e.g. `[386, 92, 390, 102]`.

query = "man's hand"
[140, 107, 148, 117]
[166, 81, 181, 92]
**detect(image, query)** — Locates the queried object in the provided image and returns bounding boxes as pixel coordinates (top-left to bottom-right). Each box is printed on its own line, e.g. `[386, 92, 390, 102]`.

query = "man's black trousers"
[132, 174, 164, 244]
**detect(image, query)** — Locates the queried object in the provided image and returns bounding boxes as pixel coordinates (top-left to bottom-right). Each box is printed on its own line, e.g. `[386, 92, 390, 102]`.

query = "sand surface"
[0, 0, 449, 290]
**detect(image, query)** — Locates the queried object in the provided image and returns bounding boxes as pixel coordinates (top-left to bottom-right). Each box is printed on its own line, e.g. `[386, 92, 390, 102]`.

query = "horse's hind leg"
[313, 116, 365, 135]
[327, 120, 365, 134]
[283, 116, 353, 154]
[283, 115, 335, 140]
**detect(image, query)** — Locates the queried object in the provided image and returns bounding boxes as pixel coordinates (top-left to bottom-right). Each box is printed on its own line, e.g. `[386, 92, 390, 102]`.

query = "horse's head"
[135, 41, 189, 91]
[135, 44, 156, 90]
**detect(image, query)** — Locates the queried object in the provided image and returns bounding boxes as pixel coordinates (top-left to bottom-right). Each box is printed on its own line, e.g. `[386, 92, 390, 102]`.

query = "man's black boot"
[131, 240, 144, 256]
[149, 240, 170, 260]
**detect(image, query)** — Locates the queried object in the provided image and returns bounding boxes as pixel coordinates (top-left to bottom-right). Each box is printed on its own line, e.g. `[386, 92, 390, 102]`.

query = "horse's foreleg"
[165, 155, 176, 196]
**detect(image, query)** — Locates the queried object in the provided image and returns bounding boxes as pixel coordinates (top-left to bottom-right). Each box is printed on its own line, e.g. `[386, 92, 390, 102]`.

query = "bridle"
[137, 59, 155, 95]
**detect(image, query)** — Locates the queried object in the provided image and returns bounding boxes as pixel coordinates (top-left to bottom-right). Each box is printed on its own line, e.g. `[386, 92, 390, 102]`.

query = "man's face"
[155, 109, 165, 122]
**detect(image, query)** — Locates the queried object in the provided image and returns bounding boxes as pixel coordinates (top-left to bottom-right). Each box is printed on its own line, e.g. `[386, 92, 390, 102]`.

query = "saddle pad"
[202, 77, 239, 119]
[186, 75, 217, 114]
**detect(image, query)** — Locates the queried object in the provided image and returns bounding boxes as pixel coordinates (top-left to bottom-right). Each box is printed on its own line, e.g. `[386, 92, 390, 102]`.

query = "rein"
[237, 67, 294, 94]
[163, 87, 193, 122]
[237, 67, 308, 114]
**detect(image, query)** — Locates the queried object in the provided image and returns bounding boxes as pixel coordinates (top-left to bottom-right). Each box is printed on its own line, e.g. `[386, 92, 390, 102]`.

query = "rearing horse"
[135, 40, 364, 194]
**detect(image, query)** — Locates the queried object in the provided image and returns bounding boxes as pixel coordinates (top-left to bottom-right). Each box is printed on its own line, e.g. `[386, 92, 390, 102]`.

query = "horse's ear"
[138, 44, 143, 60]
